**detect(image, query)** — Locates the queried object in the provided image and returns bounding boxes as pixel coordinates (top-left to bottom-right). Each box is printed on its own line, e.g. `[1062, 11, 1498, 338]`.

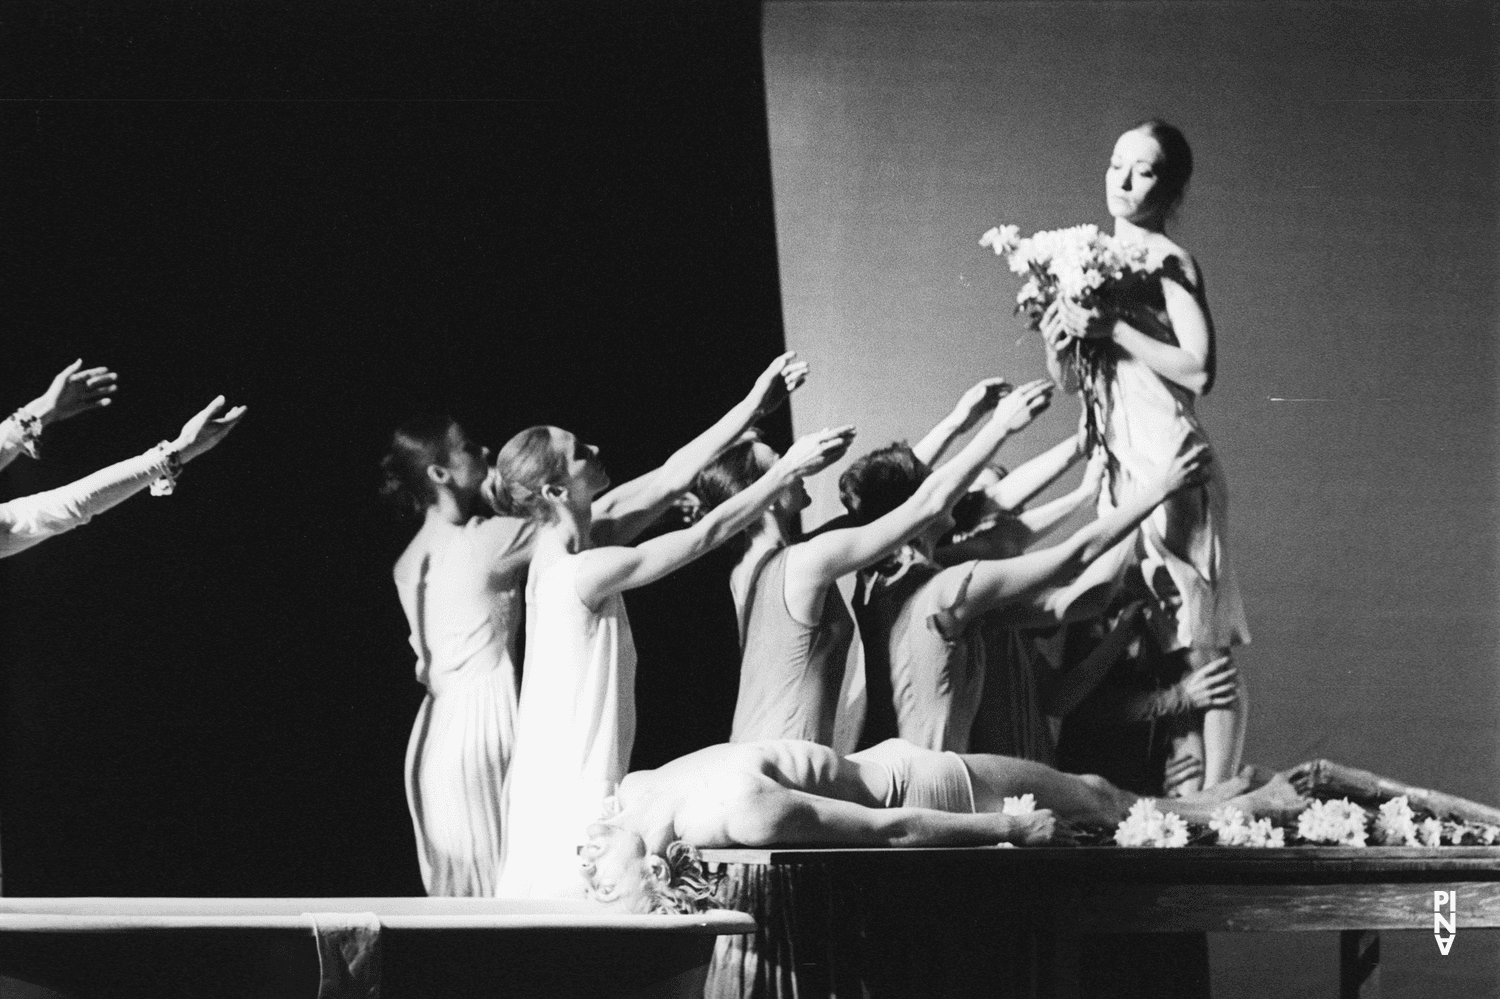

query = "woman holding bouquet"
[1040, 120, 1249, 795]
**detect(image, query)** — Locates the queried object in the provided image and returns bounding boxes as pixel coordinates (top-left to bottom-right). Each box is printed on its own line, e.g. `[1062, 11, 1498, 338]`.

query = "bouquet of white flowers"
[980, 222, 1161, 453]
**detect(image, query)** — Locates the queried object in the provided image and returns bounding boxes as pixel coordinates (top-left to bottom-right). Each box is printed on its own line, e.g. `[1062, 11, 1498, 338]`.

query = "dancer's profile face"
[1106, 129, 1167, 226]
[579, 821, 655, 912]
[553, 428, 611, 500]
[753, 441, 809, 517]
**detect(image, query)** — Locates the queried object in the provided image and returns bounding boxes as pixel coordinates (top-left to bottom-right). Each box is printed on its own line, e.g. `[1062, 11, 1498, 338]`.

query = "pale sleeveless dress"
[395, 515, 534, 896]
[1089, 257, 1250, 652]
[853, 550, 987, 752]
[498, 549, 637, 899]
[730, 545, 854, 745]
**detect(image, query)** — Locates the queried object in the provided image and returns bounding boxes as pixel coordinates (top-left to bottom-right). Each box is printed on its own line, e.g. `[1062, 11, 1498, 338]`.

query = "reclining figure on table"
[578, 737, 1306, 913]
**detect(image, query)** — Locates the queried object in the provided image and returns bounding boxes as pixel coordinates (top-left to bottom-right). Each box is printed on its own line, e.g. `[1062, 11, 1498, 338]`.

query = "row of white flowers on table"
[1090, 795, 1500, 848]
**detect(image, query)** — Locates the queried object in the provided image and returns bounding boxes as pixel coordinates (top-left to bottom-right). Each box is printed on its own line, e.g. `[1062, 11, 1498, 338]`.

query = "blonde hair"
[644, 841, 724, 915]
[486, 425, 570, 521]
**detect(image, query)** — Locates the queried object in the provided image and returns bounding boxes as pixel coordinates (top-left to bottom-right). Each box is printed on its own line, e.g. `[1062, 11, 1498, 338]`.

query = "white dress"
[1088, 259, 1250, 652]
[497, 549, 637, 899]
[395, 515, 534, 896]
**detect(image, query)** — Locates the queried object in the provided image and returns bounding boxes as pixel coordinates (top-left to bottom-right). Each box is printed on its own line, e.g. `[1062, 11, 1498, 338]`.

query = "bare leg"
[1198, 645, 1247, 789]
[961, 754, 1135, 824]
[961, 751, 1303, 828]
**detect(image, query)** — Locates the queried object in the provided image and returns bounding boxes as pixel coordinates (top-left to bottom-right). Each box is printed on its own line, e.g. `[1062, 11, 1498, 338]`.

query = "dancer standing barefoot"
[1041, 120, 1249, 793]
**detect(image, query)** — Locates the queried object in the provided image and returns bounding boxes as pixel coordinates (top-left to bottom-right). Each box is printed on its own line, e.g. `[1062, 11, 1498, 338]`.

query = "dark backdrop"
[1, 0, 782, 897]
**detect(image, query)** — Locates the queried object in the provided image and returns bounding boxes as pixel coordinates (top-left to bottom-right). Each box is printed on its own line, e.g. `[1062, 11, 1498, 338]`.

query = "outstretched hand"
[1163, 441, 1212, 494]
[1178, 656, 1239, 711]
[172, 396, 249, 464]
[778, 424, 857, 480]
[990, 378, 1055, 433]
[34, 359, 119, 425]
[948, 377, 1012, 434]
[748, 351, 811, 420]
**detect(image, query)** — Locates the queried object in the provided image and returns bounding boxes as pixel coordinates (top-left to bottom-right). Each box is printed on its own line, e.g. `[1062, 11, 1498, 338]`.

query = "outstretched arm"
[574, 426, 855, 606]
[590, 351, 808, 546]
[1064, 655, 1239, 724]
[1010, 446, 1106, 542]
[911, 377, 1010, 468]
[953, 443, 1209, 626]
[988, 433, 1084, 512]
[0, 396, 246, 560]
[721, 783, 1055, 848]
[788, 380, 1054, 591]
[0, 360, 119, 474]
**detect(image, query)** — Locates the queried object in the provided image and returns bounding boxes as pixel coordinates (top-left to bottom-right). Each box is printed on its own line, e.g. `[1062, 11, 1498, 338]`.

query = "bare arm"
[590, 351, 808, 546]
[574, 426, 854, 605]
[788, 380, 1055, 590]
[0, 360, 119, 474]
[911, 377, 1009, 467]
[1010, 447, 1106, 541]
[988, 433, 1084, 512]
[1106, 274, 1211, 394]
[0, 396, 246, 560]
[1065, 656, 1238, 723]
[1046, 256, 1213, 397]
[721, 784, 1054, 848]
[953, 444, 1209, 625]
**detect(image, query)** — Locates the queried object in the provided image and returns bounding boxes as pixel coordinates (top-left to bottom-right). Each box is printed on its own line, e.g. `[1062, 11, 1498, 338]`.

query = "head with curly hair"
[579, 821, 723, 915]
[378, 414, 491, 519]
[485, 425, 611, 523]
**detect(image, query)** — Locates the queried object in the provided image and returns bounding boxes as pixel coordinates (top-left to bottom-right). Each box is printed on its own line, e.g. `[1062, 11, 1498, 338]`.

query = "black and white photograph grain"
[1, 1, 1496, 997]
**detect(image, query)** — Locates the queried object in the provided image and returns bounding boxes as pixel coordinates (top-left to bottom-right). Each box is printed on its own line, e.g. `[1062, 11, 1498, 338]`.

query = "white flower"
[1002, 793, 1037, 816]
[1115, 800, 1189, 848]
[1209, 805, 1285, 848]
[979, 225, 1021, 257]
[1016, 279, 1044, 308]
[1419, 817, 1444, 848]
[1375, 796, 1419, 846]
[1296, 798, 1369, 847]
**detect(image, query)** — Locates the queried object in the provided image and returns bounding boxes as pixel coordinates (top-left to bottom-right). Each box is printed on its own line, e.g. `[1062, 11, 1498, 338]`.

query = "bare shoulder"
[1148, 234, 1202, 289]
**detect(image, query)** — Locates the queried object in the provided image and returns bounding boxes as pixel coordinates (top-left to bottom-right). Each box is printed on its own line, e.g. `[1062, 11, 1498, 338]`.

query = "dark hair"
[379, 414, 462, 518]
[486, 425, 571, 522]
[838, 442, 929, 525]
[1132, 119, 1193, 209]
[694, 439, 772, 512]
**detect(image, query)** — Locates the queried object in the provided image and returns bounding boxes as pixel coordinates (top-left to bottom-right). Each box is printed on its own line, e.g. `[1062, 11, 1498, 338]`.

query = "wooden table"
[700, 845, 1500, 998]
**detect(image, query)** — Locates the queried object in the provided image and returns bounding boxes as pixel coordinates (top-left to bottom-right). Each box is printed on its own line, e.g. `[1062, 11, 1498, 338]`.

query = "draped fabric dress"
[1088, 259, 1249, 653]
[497, 550, 637, 899]
[395, 515, 534, 896]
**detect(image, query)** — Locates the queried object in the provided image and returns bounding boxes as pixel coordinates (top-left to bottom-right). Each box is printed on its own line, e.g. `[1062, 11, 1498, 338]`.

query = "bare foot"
[1229, 774, 1309, 823]
[1180, 771, 1253, 804]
